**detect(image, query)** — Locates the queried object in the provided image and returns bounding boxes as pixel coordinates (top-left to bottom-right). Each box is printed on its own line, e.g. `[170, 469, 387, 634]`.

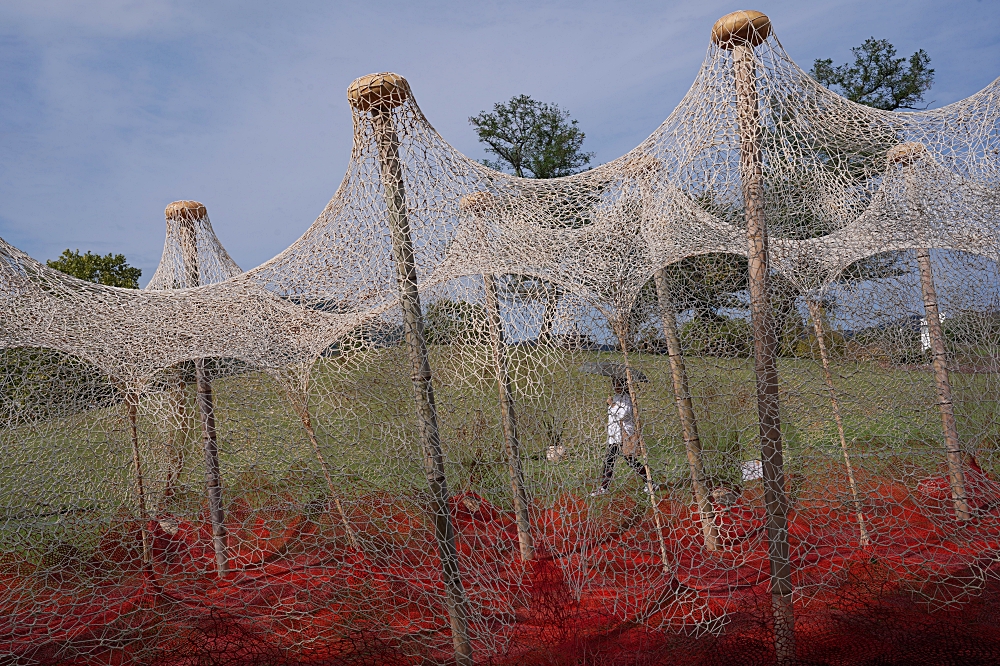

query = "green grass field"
[2, 344, 998, 558]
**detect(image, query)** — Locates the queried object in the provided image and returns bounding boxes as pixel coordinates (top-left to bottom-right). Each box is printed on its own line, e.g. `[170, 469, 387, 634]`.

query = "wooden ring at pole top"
[711, 10, 771, 50]
[887, 142, 927, 165]
[347, 73, 409, 112]
[165, 200, 207, 222]
[459, 191, 495, 214]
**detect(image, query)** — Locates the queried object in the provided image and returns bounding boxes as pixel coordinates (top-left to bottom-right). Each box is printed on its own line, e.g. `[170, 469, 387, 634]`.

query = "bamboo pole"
[713, 11, 795, 663]
[483, 273, 535, 560]
[126, 392, 151, 564]
[806, 299, 869, 546]
[653, 268, 718, 551]
[170, 201, 229, 575]
[289, 387, 360, 549]
[888, 142, 971, 522]
[618, 327, 674, 578]
[916, 249, 970, 520]
[194, 359, 228, 575]
[349, 73, 472, 665]
[161, 369, 188, 506]
[461, 192, 534, 561]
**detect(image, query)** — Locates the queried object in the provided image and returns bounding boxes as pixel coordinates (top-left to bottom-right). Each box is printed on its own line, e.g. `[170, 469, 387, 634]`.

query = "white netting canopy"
[2, 10, 1000, 665]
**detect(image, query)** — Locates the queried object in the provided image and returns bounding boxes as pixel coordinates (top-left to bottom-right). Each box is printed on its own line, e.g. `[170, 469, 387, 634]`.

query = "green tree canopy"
[469, 94, 594, 179]
[47, 249, 142, 289]
[810, 38, 934, 111]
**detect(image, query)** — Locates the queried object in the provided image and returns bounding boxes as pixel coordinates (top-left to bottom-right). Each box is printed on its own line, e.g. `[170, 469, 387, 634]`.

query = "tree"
[47, 249, 142, 289]
[811, 38, 934, 111]
[469, 94, 594, 178]
[470, 95, 595, 344]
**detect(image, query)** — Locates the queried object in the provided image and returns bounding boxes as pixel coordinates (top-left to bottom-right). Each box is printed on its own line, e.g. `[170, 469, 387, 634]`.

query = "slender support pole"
[461, 192, 535, 561]
[618, 329, 674, 578]
[887, 141, 972, 523]
[353, 75, 472, 665]
[483, 274, 535, 560]
[915, 249, 971, 520]
[653, 269, 718, 551]
[195, 359, 228, 575]
[176, 208, 229, 575]
[806, 300, 870, 546]
[127, 393, 151, 564]
[730, 28, 795, 661]
[293, 395, 360, 549]
[161, 370, 188, 506]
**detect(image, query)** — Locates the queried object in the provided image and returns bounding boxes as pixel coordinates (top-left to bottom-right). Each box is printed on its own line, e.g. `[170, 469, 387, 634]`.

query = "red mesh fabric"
[4, 473, 1000, 665]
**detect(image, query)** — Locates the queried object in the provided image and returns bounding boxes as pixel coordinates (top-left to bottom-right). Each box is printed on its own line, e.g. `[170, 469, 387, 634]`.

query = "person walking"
[590, 378, 652, 496]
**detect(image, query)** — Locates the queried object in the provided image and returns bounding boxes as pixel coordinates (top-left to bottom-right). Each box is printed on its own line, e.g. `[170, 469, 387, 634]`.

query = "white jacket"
[607, 394, 635, 444]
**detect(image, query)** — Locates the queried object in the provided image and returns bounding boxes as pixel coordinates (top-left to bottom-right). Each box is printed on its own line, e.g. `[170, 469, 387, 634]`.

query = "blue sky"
[1, 0, 997, 284]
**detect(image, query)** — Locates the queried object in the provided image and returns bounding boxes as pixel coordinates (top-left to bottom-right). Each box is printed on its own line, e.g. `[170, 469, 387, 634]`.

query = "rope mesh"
[3, 10, 1000, 665]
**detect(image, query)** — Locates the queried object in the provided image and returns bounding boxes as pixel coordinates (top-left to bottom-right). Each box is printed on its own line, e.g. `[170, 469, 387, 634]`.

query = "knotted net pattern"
[2, 10, 1000, 665]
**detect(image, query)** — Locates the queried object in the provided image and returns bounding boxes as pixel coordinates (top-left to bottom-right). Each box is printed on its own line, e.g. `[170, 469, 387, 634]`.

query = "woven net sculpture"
[3, 9, 1000, 665]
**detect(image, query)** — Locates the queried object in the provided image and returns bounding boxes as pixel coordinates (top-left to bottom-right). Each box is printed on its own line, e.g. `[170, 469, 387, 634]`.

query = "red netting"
[5, 474, 1000, 665]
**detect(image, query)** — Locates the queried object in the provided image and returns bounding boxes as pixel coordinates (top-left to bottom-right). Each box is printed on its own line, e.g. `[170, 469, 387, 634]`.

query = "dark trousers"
[600, 440, 649, 490]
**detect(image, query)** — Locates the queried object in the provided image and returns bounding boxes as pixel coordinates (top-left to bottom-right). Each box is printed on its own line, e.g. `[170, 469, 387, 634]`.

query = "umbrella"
[579, 361, 648, 383]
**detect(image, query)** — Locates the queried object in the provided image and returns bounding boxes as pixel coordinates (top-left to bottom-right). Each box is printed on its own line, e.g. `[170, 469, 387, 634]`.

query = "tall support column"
[349, 73, 472, 665]
[916, 249, 970, 519]
[483, 273, 535, 560]
[713, 11, 795, 663]
[653, 269, 718, 551]
[887, 142, 970, 522]
[126, 393, 151, 564]
[806, 299, 869, 546]
[170, 201, 229, 575]
[617, 328, 674, 578]
[195, 359, 228, 575]
[461, 192, 534, 561]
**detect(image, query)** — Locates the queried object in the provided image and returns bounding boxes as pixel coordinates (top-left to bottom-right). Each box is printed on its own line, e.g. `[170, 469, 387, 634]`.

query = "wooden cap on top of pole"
[711, 10, 771, 49]
[165, 200, 208, 222]
[347, 73, 409, 112]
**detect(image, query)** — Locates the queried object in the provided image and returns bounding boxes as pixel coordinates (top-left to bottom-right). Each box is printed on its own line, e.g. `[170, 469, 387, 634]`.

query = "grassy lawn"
[2, 344, 998, 559]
